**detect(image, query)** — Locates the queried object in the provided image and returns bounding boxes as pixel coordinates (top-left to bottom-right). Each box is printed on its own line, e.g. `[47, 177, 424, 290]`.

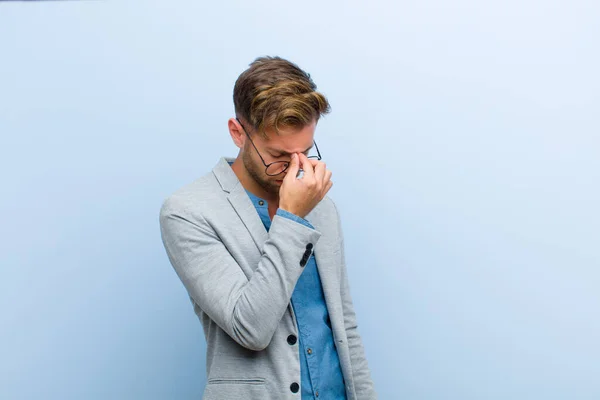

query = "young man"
[159, 56, 376, 400]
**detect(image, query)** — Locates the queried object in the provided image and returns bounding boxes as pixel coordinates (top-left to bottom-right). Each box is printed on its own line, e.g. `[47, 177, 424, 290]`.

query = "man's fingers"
[298, 153, 315, 180]
[314, 161, 326, 183]
[284, 153, 300, 181]
[307, 159, 319, 168]
[324, 169, 332, 184]
[324, 180, 333, 195]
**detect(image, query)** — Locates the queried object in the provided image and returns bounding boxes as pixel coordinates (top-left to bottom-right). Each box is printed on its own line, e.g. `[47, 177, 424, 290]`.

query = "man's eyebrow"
[267, 144, 314, 155]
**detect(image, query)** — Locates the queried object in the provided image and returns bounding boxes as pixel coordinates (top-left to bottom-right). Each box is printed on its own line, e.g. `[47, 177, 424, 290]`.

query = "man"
[159, 56, 376, 400]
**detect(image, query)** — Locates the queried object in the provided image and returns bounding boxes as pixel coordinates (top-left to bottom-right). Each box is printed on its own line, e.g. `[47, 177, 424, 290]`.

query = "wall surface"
[1, 1, 598, 399]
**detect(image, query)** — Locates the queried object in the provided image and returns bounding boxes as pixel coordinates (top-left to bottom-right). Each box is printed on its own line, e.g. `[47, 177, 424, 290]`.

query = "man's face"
[242, 120, 317, 197]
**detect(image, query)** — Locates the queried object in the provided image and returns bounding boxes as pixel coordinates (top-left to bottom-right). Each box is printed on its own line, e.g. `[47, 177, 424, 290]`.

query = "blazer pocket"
[207, 377, 265, 385]
[203, 377, 268, 400]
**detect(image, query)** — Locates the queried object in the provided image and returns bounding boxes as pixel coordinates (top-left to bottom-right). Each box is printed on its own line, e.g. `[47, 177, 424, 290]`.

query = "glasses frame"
[236, 117, 322, 176]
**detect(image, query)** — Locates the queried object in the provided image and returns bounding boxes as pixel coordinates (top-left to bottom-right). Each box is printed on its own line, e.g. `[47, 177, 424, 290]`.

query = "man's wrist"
[276, 208, 314, 229]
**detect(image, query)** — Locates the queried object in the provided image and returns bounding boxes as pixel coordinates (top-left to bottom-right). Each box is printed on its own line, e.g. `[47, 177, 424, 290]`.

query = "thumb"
[284, 153, 299, 181]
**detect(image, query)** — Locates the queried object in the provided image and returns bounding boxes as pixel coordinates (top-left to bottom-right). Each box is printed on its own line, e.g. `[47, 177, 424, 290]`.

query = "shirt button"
[307, 348, 313, 355]
[287, 334, 297, 345]
[290, 382, 300, 393]
[258, 200, 265, 206]
[316, 390, 319, 397]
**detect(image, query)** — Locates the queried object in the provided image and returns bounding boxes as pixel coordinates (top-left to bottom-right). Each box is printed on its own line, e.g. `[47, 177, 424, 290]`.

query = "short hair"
[233, 56, 331, 139]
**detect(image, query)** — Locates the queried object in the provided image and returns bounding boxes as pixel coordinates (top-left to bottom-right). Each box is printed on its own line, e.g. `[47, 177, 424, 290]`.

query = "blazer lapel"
[213, 157, 268, 254]
[306, 207, 344, 335]
[227, 182, 269, 254]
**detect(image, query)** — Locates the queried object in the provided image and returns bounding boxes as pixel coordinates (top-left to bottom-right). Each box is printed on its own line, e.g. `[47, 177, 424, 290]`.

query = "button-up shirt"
[245, 189, 347, 399]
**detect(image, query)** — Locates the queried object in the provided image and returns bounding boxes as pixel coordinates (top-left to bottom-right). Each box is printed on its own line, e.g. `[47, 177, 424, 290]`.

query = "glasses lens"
[266, 161, 289, 176]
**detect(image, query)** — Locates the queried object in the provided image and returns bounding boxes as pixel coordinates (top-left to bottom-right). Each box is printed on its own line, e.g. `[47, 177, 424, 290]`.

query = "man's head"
[228, 56, 330, 198]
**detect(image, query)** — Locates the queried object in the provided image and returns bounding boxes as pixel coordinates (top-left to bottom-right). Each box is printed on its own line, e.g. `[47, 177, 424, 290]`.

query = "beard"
[242, 148, 281, 197]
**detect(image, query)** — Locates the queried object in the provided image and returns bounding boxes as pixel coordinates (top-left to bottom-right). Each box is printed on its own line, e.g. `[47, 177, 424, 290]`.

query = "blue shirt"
[245, 189, 347, 400]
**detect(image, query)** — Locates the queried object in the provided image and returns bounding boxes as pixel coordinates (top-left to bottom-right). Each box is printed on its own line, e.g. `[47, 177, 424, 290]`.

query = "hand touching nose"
[279, 153, 333, 219]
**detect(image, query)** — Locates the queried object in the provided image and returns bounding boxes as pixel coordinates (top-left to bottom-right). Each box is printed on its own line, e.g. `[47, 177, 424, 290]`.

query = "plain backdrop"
[1, 1, 598, 399]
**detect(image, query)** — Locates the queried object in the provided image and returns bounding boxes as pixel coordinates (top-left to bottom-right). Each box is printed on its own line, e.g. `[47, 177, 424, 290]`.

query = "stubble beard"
[242, 149, 280, 198]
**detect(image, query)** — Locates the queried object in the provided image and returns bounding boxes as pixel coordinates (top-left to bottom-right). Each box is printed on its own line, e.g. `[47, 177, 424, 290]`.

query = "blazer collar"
[212, 156, 239, 193]
[213, 157, 269, 252]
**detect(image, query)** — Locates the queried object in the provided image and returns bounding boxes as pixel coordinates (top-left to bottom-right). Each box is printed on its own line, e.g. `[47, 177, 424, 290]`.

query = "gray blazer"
[159, 157, 377, 400]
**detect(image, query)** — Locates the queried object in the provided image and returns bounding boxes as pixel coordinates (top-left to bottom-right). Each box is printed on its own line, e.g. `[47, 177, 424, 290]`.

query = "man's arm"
[332, 199, 377, 399]
[159, 197, 321, 351]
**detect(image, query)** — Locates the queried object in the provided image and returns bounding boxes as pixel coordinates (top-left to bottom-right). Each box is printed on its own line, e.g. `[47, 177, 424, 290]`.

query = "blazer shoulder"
[322, 195, 341, 219]
[159, 170, 223, 221]
[310, 195, 342, 232]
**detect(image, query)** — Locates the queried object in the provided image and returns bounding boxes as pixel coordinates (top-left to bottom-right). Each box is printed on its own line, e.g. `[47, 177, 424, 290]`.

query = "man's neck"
[230, 157, 280, 206]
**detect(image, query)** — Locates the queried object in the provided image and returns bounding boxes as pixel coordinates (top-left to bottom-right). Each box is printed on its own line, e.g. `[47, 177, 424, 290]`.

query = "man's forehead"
[265, 142, 314, 154]
[262, 132, 314, 152]
[260, 120, 317, 153]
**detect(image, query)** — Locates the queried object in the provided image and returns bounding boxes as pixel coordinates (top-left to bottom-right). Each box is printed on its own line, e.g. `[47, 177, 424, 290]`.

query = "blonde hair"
[233, 56, 331, 139]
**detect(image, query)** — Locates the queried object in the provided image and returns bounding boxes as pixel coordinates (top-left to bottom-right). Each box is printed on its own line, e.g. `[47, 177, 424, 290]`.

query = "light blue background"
[1, 1, 598, 399]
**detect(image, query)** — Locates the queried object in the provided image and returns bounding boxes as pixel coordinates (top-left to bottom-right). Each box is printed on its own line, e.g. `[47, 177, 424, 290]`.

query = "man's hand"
[279, 153, 333, 219]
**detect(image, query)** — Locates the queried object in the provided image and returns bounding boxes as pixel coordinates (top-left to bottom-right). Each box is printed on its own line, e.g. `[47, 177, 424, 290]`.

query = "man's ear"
[228, 118, 245, 149]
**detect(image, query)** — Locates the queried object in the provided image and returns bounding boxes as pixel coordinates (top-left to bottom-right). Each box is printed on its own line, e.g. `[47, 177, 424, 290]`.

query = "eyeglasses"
[236, 117, 322, 176]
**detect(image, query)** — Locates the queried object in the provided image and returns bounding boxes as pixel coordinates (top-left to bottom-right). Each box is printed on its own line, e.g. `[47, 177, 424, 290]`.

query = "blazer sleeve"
[332, 199, 378, 399]
[159, 196, 322, 351]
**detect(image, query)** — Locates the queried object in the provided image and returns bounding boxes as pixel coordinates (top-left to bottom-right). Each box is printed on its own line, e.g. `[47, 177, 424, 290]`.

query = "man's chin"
[268, 184, 281, 194]
[257, 180, 279, 196]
